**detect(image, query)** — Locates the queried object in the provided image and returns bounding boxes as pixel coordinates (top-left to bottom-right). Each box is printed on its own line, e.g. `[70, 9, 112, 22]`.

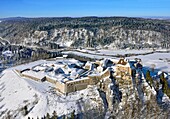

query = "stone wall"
[66, 77, 90, 93]
[116, 66, 132, 80]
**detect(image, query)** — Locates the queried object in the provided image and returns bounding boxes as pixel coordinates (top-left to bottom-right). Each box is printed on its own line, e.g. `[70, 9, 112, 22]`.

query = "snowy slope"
[0, 70, 41, 119]
[0, 67, 102, 118]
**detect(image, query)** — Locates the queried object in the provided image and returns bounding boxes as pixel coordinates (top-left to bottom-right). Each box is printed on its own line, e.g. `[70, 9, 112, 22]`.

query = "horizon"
[0, 0, 170, 18]
[1, 16, 170, 19]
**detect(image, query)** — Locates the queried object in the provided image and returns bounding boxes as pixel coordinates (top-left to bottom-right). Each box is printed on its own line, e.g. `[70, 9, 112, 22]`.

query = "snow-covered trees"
[146, 70, 153, 88]
[51, 111, 58, 119]
[1, 17, 170, 49]
[160, 72, 170, 97]
[71, 110, 75, 119]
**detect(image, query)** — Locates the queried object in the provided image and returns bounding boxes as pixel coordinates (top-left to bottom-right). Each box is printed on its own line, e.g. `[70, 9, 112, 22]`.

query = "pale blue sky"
[0, 0, 170, 18]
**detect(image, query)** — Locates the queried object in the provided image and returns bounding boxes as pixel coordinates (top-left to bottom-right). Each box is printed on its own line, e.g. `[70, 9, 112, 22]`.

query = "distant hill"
[0, 17, 27, 21]
[143, 16, 170, 20]
[0, 16, 170, 49]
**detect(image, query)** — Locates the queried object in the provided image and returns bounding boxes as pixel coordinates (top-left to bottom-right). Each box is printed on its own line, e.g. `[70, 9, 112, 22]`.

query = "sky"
[0, 0, 170, 18]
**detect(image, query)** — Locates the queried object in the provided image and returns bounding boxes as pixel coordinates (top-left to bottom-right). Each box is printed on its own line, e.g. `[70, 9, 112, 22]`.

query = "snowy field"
[128, 53, 170, 73]
[63, 51, 112, 60]
[97, 49, 153, 55]
[0, 61, 102, 119]
[63, 49, 170, 61]
[77, 49, 154, 55]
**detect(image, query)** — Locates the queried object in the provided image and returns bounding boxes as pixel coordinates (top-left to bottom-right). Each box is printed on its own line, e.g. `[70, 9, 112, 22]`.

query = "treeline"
[146, 70, 170, 98]
[0, 44, 61, 69]
[0, 17, 170, 49]
[27, 110, 77, 119]
[1, 17, 170, 32]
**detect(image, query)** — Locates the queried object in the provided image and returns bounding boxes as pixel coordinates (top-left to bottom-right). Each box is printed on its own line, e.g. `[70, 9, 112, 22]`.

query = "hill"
[0, 17, 170, 49]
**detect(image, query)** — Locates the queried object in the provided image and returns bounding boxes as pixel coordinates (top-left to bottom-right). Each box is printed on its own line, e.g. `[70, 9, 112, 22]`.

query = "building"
[16, 59, 113, 94]
[115, 58, 132, 80]
[16, 58, 136, 94]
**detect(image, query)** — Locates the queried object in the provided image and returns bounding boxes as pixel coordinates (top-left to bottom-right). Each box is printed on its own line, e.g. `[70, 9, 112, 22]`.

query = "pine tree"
[146, 70, 153, 88]
[24, 105, 28, 116]
[51, 111, 58, 119]
[160, 72, 165, 92]
[155, 81, 159, 92]
[43, 115, 46, 119]
[6, 111, 11, 119]
[146, 70, 150, 83]
[46, 113, 50, 119]
[160, 72, 170, 97]
[71, 110, 75, 119]
[62, 115, 66, 119]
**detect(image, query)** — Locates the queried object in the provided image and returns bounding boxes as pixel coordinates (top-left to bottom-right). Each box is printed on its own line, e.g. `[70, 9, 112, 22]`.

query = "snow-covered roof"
[22, 70, 46, 79]
[33, 66, 46, 71]
[17, 59, 92, 83]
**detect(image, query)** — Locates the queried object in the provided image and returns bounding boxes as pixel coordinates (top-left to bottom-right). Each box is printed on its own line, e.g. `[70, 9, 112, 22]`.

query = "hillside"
[0, 66, 103, 119]
[0, 17, 170, 49]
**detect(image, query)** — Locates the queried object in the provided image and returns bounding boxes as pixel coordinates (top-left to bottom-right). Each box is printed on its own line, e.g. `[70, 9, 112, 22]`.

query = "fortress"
[15, 58, 140, 94]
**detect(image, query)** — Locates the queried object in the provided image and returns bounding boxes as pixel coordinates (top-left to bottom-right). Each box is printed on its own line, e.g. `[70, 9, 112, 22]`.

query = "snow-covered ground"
[128, 53, 170, 73]
[0, 64, 102, 118]
[98, 49, 153, 55]
[63, 41, 73, 47]
[63, 49, 170, 62]
[63, 51, 113, 60]
[77, 49, 154, 55]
